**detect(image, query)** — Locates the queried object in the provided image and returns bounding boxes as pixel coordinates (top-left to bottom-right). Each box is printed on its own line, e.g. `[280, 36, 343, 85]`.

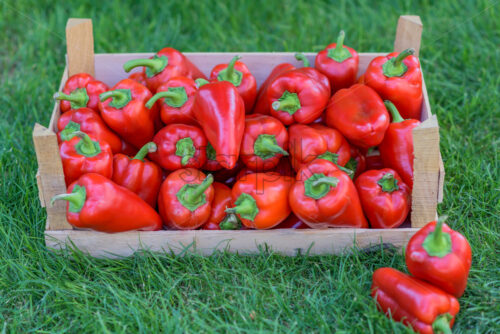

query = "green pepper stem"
[100, 90, 125, 102]
[327, 30, 352, 63]
[133, 142, 157, 161]
[384, 100, 404, 123]
[54, 91, 83, 103]
[123, 58, 163, 73]
[377, 173, 399, 192]
[184, 174, 214, 203]
[311, 176, 338, 188]
[432, 314, 452, 334]
[146, 87, 188, 109]
[219, 213, 241, 230]
[217, 56, 243, 86]
[99, 89, 132, 109]
[382, 48, 414, 77]
[422, 217, 453, 258]
[195, 78, 209, 88]
[271, 91, 301, 115]
[50, 192, 79, 207]
[72, 131, 99, 156]
[334, 30, 345, 53]
[50, 185, 86, 213]
[393, 48, 415, 68]
[294, 53, 310, 67]
[254, 134, 288, 159]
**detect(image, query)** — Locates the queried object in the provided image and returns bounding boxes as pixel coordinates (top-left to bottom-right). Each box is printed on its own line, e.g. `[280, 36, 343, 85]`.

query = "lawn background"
[0, 0, 499, 332]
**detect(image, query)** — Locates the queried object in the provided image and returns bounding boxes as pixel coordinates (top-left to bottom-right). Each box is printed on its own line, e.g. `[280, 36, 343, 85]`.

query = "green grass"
[1, 0, 499, 332]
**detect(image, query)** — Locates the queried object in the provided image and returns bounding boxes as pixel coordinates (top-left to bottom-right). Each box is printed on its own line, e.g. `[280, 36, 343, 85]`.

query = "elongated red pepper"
[253, 62, 295, 115]
[406, 220, 472, 298]
[112, 142, 162, 207]
[326, 84, 389, 148]
[201, 182, 241, 230]
[289, 159, 367, 228]
[54, 73, 109, 113]
[57, 107, 122, 154]
[240, 114, 288, 171]
[51, 173, 161, 232]
[226, 172, 292, 229]
[379, 101, 420, 189]
[364, 49, 423, 120]
[145, 76, 198, 125]
[123, 47, 206, 92]
[210, 56, 257, 112]
[193, 80, 245, 169]
[355, 169, 410, 228]
[372, 268, 459, 334]
[158, 169, 214, 229]
[59, 131, 113, 185]
[315, 30, 359, 93]
[128, 72, 147, 86]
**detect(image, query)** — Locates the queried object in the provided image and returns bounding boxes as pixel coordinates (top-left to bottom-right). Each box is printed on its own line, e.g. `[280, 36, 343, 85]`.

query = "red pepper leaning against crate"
[289, 159, 367, 228]
[59, 131, 113, 185]
[364, 48, 423, 120]
[372, 268, 459, 334]
[158, 169, 214, 230]
[112, 142, 163, 207]
[355, 168, 410, 229]
[201, 182, 241, 230]
[51, 173, 162, 232]
[406, 219, 472, 298]
[54, 73, 109, 113]
[315, 30, 359, 93]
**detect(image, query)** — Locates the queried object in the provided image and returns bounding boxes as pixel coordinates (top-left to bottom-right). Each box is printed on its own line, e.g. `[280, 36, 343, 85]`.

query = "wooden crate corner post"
[66, 18, 95, 76]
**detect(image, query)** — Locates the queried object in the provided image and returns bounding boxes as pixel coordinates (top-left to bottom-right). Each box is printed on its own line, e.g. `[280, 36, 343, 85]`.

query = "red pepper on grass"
[253, 62, 296, 115]
[355, 169, 410, 228]
[128, 72, 147, 86]
[210, 56, 257, 112]
[371, 267, 459, 334]
[315, 30, 359, 93]
[364, 48, 423, 120]
[145, 76, 198, 125]
[201, 182, 241, 230]
[149, 124, 207, 171]
[123, 47, 206, 92]
[59, 131, 113, 185]
[193, 80, 245, 169]
[240, 114, 288, 171]
[326, 84, 389, 148]
[378, 101, 420, 190]
[406, 219, 472, 298]
[99, 79, 157, 149]
[158, 169, 214, 229]
[112, 142, 162, 207]
[54, 73, 108, 113]
[226, 172, 292, 229]
[51, 173, 162, 232]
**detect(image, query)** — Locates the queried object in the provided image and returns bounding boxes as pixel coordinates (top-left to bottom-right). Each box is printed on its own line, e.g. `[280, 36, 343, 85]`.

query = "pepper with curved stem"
[55, 73, 109, 113]
[146, 87, 188, 109]
[327, 30, 352, 62]
[382, 48, 415, 77]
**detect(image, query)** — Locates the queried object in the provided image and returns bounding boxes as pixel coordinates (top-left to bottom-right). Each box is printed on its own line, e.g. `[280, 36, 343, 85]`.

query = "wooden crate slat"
[394, 15, 423, 56]
[66, 19, 95, 76]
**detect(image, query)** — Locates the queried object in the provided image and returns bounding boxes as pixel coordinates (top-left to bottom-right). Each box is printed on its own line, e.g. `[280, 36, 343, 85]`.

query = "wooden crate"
[33, 16, 444, 258]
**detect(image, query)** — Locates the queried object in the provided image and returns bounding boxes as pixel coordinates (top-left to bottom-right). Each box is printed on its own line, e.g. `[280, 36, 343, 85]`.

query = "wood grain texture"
[66, 19, 94, 76]
[394, 15, 423, 56]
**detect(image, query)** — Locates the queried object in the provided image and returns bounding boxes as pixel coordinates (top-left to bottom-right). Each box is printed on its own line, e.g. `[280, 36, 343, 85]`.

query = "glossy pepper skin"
[253, 62, 296, 115]
[193, 80, 245, 169]
[289, 159, 367, 228]
[123, 47, 206, 92]
[51, 173, 162, 232]
[210, 56, 257, 112]
[158, 169, 214, 229]
[326, 84, 389, 148]
[112, 142, 162, 207]
[240, 114, 289, 171]
[315, 30, 359, 93]
[226, 172, 292, 229]
[54, 73, 109, 113]
[364, 49, 423, 120]
[149, 124, 207, 171]
[128, 72, 147, 86]
[406, 220, 472, 298]
[201, 182, 241, 230]
[99, 79, 157, 149]
[57, 107, 122, 154]
[146, 76, 198, 125]
[379, 101, 420, 190]
[59, 131, 113, 186]
[344, 146, 366, 179]
[355, 169, 410, 228]
[309, 124, 351, 167]
[372, 268, 459, 334]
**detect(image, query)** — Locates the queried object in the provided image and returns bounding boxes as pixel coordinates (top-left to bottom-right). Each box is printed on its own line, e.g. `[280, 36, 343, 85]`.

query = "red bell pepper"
[57, 107, 123, 154]
[210, 56, 257, 112]
[59, 131, 113, 186]
[326, 84, 389, 148]
[406, 220, 472, 298]
[273, 213, 309, 229]
[355, 168, 410, 228]
[201, 182, 241, 230]
[149, 124, 207, 171]
[344, 146, 367, 179]
[364, 48, 423, 120]
[315, 30, 359, 93]
[240, 114, 288, 171]
[253, 62, 295, 115]
[289, 159, 367, 228]
[158, 169, 214, 229]
[226, 172, 292, 229]
[54, 73, 108, 113]
[99, 78, 158, 149]
[111, 142, 162, 207]
[128, 72, 147, 86]
[378, 101, 420, 190]
[51, 173, 162, 232]
[123, 47, 206, 92]
[145, 76, 198, 125]
[309, 124, 351, 167]
[193, 80, 245, 169]
[372, 267, 459, 334]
